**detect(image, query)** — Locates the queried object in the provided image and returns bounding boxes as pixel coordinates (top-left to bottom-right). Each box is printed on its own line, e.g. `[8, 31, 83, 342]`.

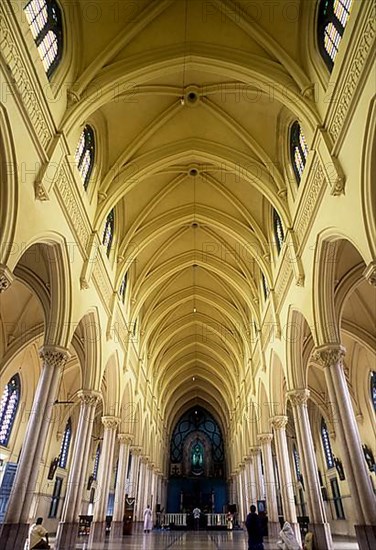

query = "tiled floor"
[51, 529, 359, 549]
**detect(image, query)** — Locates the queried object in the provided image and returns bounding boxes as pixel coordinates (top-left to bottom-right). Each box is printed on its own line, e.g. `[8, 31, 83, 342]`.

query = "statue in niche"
[191, 441, 204, 476]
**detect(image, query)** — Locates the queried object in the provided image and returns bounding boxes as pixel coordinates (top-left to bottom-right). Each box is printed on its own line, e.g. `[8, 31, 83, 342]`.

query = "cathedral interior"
[0, 0, 375, 549]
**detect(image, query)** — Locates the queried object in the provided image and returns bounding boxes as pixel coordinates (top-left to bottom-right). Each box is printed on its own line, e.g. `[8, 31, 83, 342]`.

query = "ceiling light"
[193, 307, 197, 313]
[192, 377, 195, 381]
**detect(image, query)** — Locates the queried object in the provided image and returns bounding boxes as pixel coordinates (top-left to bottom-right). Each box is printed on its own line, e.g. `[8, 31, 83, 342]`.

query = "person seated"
[27, 517, 50, 549]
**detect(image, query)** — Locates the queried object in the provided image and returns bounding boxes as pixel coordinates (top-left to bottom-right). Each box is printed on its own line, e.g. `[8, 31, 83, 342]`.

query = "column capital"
[78, 389, 101, 406]
[118, 433, 133, 444]
[101, 415, 120, 430]
[270, 415, 288, 430]
[0, 265, 14, 292]
[141, 455, 150, 464]
[244, 456, 251, 463]
[287, 388, 310, 407]
[363, 260, 376, 286]
[39, 345, 70, 368]
[313, 344, 346, 368]
[148, 462, 155, 471]
[257, 433, 273, 444]
[130, 446, 142, 456]
[239, 462, 245, 470]
[249, 446, 261, 456]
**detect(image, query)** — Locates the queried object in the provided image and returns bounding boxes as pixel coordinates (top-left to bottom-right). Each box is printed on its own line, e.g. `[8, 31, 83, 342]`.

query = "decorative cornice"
[287, 388, 310, 407]
[39, 346, 70, 369]
[270, 415, 288, 430]
[101, 415, 120, 430]
[0, 265, 14, 292]
[312, 344, 346, 369]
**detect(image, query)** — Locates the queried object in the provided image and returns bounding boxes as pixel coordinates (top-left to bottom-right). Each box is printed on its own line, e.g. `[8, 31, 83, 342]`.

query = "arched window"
[371, 371, 376, 412]
[102, 209, 114, 257]
[273, 209, 285, 255]
[321, 418, 334, 469]
[75, 125, 95, 190]
[24, 0, 63, 78]
[290, 121, 309, 184]
[93, 443, 101, 480]
[317, 0, 353, 71]
[119, 272, 128, 304]
[293, 444, 303, 483]
[58, 418, 72, 468]
[0, 374, 21, 446]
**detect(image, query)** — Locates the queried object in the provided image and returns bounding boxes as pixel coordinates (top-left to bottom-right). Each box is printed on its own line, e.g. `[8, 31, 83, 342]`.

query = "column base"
[308, 522, 333, 550]
[266, 520, 280, 539]
[88, 521, 106, 544]
[54, 521, 79, 549]
[0, 522, 29, 549]
[109, 520, 123, 539]
[355, 524, 376, 550]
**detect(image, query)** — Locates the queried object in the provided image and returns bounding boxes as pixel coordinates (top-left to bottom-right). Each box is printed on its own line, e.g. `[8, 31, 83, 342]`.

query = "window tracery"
[102, 209, 114, 257]
[58, 417, 72, 468]
[321, 418, 334, 469]
[273, 209, 285, 255]
[119, 273, 128, 304]
[290, 121, 308, 184]
[24, 0, 63, 78]
[317, 0, 353, 71]
[0, 374, 21, 446]
[75, 125, 95, 190]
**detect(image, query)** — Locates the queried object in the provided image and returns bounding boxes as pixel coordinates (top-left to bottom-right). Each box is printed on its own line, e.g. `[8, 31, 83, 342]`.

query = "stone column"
[244, 456, 257, 508]
[238, 465, 245, 522]
[258, 434, 280, 539]
[0, 346, 69, 549]
[128, 447, 141, 501]
[288, 389, 333, 549]
[271, 416, 301, 545]
[137, 457, 148, 520]
[55, 390, 101, 549]
[250, 447, 265, 501]
[88, 416, 120, 544]
[314, 345, 376, 550]
[110, 433, 133, 539]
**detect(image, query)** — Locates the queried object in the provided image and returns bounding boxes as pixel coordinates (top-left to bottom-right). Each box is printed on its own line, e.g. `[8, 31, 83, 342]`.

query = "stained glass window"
[290, 121, 308, 184]
[317, 0, 353, 71]
[102, 209, 114, 257]
[273, 209, 285, 255]
[0, 374, 21, 446]
[321, 418, 334, 469]
[93, 443, 101, 480]
[24, 0, 63, 78]
[58, 417, 72, 468]
[119, 272, 128, 304]
[75, 125, 95, 190]
[293, 444, 303, 484]
[371, 371, 376, 412]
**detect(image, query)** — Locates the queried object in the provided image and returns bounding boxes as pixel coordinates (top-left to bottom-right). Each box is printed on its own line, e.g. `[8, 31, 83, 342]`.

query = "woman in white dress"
[143, 504, 153, 532]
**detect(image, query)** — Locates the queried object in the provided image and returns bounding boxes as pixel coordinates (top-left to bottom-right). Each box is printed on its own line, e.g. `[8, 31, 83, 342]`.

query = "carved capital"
[101, 415, 120, 430]
[313, 344, 346, 369]
[244, 456, 251, 463]
[270, 415, 288, 430]
[287, 388, 310, 407]
[249, 446, 261, 457]
[78, 389, 101, 407]
[130, 446, 142, 456]
[39, 346, 70, 369]
[363, 261, 376, 286]
[0, 265, 14, 292]
[257, 433, 273, 445]
[118, 433, 133, 445]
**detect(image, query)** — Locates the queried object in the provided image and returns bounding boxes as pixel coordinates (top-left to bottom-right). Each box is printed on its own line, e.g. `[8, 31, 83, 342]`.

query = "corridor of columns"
[0, 1, 375, 549]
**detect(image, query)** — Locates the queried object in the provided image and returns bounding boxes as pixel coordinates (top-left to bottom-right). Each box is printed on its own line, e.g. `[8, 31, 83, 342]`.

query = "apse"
[167, 406, 227, 514]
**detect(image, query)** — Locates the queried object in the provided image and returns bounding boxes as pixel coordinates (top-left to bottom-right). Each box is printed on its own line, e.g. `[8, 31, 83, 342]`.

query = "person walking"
[245, 505, 264, 550]
[143, 504, 153, 533]
[277, 522, 302, 550]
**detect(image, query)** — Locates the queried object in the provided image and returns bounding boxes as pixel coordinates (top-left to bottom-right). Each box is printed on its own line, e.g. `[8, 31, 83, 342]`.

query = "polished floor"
[50, 530, 359, 549]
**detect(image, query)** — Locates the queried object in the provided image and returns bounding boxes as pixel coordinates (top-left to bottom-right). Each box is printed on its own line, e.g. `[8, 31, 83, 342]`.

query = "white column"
[89, 416, 120, 544]
[314, 345, 376, 550]
[56, 390, 101, 548]
[271, 416, 301, 545]
[137, 457, 148, 520]
[258, 433, 279, 539]
[245, 455, 257, 507]
[288, 389, 333, 549]
[237, 466, 245, 523]
[250, 447, 264, 500]
[110, 433, 133, 538]
[0, 346, 69, 549]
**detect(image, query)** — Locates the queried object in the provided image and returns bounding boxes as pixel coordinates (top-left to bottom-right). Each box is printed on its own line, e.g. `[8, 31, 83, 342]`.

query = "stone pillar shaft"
[271, 416, 301, 545]
[0, 346, 69, 549]
[112, 434, 132, 522]
[258, 433, 279, 538]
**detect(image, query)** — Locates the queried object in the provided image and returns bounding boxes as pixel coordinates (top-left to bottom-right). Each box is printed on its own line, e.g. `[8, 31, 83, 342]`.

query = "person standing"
[245, 505, 264, 550]
[26, 517, 50, 549]
[192, 506, 201, 530]
[143, 504, 153, 533]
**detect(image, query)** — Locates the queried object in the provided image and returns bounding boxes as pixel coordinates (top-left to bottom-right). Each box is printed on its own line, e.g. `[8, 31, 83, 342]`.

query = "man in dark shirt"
[245, 505, 264, 550]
